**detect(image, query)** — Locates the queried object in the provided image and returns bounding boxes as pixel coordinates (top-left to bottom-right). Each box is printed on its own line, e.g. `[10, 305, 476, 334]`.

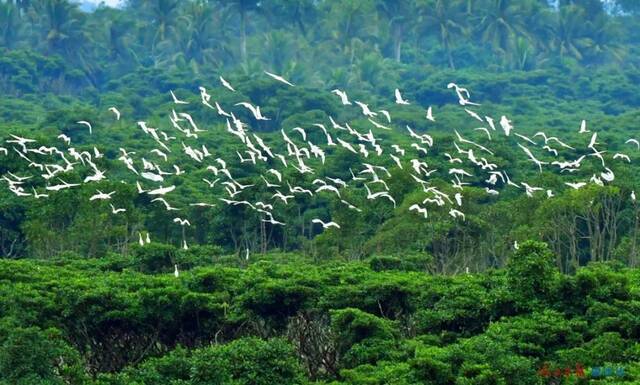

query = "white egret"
[311, 218, 340, 229]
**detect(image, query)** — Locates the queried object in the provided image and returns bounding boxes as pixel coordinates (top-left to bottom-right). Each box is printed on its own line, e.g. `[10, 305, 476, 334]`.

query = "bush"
[106, 337, 304, 385]
[331, 308, 399, 369]
[131, 242, 177, 274]
[0, 321, 87, 385]
[506, 241, 559, 310]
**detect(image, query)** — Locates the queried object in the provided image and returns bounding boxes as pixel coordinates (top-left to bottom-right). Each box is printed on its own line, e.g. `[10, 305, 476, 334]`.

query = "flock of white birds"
[1, 70, 638, 252]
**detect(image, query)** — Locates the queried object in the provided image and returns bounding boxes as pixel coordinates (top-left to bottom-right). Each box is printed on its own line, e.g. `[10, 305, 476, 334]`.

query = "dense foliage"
[1, 1, 640, 383]
[1, 243, 640, 384]
[1, 0, 640, 274]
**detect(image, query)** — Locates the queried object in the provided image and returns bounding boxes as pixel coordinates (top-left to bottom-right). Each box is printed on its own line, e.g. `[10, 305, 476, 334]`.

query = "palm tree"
[36, 0, 87, 55]
[519, 1, 555, 52]
[106, 16, 137, 64]
[0, 2, 22, 49]
[510, 35, 550, 70]
[217, 0, 259, 65]
[549, 5, 590, 63]
[417, 0, 466, 69]
[178, 1, 217, 65]
[261, 30, 298, 74]
[580, 14, 625, 66]
[155, 1, 219, 71]
[323, 0, 378, 63]
[476, 0, 529, 56]
[146, 0, 179, 52]
[559, 0, 605, 17]
[375, 0, 416, 63]
[262, 0, 316, 38]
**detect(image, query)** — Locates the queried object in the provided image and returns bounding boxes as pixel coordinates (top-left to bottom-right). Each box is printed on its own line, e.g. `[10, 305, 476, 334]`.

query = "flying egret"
[448, 209, 466, 221]
[378, 110, 391, 123]
[354, 101, 377, 117]
[76, 120, 93, 134]
[108, 107, 121, 120]
[220, 76, 235, 92]
[89, 190, 115, 201]
[565, 182, 587, 189]
[394, 88, 410, 105]
[614, 153, 630, 162]
[148, 185, 176, 195]
[264, 70, 295, 86]
[447, 83, 480, 106]
[235, 102, 270, 120]
[579, 119, 589, 133]
[331, 89, 351, 105]
[311, 218, 340, 229]
[409, 204, 428, 218]
[151, 197, 180, 211]
[170, 90, 189, 104]
[109, 204, 126, 214]
[426, 106, 435, 122]
[517, 143, 548, 172]
[499, 115, 513, 136]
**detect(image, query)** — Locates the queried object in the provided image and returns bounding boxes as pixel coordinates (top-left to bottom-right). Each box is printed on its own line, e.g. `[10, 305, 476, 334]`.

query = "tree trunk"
[240, 8, 247, 64]
[444, 37, 455, 69]
[632, 205, 639, 267]
[393, 24, 403, 63]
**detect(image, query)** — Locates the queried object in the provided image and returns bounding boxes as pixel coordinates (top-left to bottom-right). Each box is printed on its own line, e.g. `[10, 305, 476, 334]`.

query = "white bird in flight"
[108, 107, 120, 120]
[447, 82, 480, 106]
[173, 217, 191, 226]
[264, 70, 295, 87]
[409, 204, 428, 218]
[331, 89, 351, 105]
[499, 115, 513, 136]
[448, 209, 466, 221]
[517, 143, 548, 172]
[89, 190, 115, 201]
[565, 181, 587, 189]
[235, 102, 270, 121]
[426, 106, 435, 122]
[148, 185, 176, 195]
[626, 138, 639, 150]
[579, 119, 589, 133]
[394, 88, 410, 105]
[110, 204, 126, 214]
[311, 218, 340, 229]
[76, 120, 92, 134]
[57, 134, 71, 145]
[354, 101, 377, 117]
[170, 90, 189, 104]
[220, 76, 235, 92]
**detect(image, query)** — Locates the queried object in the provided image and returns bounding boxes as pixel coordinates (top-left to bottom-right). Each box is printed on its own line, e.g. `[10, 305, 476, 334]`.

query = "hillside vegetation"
[1, 0, 640, 384]
[2, 242, 640, 384]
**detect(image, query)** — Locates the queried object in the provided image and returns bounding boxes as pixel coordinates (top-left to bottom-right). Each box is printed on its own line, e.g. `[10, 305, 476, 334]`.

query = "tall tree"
[0, 2, 22, 49]
[37, 0, 87, 56]
[146, 0, 179, 52]
[550, 5, 589, 62]
[477, 0, 529, 56]
[261, 0, 317, 38]
[581, 14, 625, 66]
[375, 0, 416, 63]
[417, 0, 466, 69]
[219, 0, 259, 64]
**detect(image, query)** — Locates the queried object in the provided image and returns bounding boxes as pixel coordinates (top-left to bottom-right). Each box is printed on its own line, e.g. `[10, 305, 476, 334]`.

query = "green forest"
[1, 0, 640, 383]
